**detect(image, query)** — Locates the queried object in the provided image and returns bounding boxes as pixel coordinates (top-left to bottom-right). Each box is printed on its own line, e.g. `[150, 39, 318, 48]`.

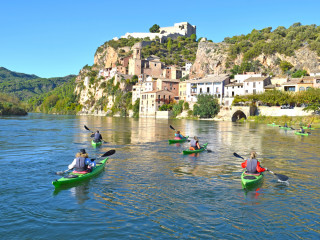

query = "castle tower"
[129, 42, 143, 75]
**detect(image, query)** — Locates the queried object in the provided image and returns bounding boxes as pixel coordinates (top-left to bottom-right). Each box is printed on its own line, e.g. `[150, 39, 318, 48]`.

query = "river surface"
[0, 113, 319, 239]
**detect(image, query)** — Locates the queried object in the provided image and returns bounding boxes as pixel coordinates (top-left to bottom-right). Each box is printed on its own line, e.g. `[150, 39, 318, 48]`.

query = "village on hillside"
[79, 22, 320, 118]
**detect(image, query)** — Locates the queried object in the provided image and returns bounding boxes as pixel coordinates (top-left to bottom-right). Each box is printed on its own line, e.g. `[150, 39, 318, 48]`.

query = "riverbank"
[244, 115, 320, 127]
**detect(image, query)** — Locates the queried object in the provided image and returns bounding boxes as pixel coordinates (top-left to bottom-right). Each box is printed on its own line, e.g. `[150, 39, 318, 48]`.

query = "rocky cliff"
[191, 41, 320, 78]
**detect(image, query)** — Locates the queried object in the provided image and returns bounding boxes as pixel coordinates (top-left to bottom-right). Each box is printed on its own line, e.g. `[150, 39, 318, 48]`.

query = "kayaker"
[284, 123, 288, 128]
[307, 123, 312, 129]
[299, 127, 305, 133]
[93, 130, 103, 143]
[174, 131, 185, 140]
[189, 136, 200, 150]
[241, 151, 267, 174]
[68, 149, 96, 173]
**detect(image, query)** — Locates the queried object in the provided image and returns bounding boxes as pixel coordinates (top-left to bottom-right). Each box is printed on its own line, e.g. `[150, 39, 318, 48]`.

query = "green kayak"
[280, 126, 292, 130]
[52, 158, 108, 188]
[295, 131, 310, 136]
[302, 126, 315, 130]
[241, 172, 264, 189]
[183, 143, 208, 155]
[267, 124, 280, 127]
[168, 136, 189, 144]
[91, 140, 102, 147]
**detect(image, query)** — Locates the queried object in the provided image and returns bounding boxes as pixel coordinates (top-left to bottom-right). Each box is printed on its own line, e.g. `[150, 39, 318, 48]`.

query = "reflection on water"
[0, 113, 319, 239]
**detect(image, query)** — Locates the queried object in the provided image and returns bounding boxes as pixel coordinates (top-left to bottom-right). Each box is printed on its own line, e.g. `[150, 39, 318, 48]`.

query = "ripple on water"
[1, 115, 320, 239]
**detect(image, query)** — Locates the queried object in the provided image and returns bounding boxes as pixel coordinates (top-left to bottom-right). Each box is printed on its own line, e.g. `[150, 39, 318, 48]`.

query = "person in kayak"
[93, 130, 103, 143]
[307, 123, 312, 129]
[284, 123, 288, 128]
[299, 127, 305, 133]
[241, 151, 267, 174]
[174, 131, 185, 140]
[68, 149, 96, 173]
[189, 136, 200, 150]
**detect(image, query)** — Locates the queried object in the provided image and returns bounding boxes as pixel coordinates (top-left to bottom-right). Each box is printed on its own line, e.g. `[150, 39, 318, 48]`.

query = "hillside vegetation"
[0, 67, 39, 83]
[27, 77, 81, 114]
[224, 22, 320, 65]
[96, 34, 198, 67]
[0, 93, 27, 116]
[0, 70, 76, 101]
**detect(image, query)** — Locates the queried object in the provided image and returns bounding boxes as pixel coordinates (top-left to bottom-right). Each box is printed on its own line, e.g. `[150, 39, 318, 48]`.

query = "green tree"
[193, 94, 220, 118]
[190, 34, 197, 42]
[167, 38, 172, 53]
[291, 69, 308, 78]
[280, 61, 294, 73]
[133, 98, 140, 118]
[149, 24, 160, 33]
[131, 75, 138, 84]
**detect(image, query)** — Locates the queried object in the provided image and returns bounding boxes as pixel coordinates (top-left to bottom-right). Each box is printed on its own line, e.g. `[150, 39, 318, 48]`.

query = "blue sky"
[1, 0, 320, 78]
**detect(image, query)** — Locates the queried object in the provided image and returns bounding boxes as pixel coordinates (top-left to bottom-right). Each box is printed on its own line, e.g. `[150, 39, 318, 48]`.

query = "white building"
[185, 62, 192, 72]
[131, 76, 155, 104]
[120, 22, 196, 43]
[224, 83, 244, 106]
[185, 75, 230, 103]
[234, 73, 262, 83]
[243, 76, 271, 94]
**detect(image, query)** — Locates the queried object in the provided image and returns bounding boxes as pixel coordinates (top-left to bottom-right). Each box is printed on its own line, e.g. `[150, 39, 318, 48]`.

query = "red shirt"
[241, 160, 266, 173]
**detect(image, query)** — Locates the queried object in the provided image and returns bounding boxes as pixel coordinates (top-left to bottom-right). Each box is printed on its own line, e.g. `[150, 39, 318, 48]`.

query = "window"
[253, 82, 256, 88]
[245, 90, 248, 93]
[306, 87, 311, 90]
[207, 87, 210, 93]
[253, 89, 256, 94]
[299, 86, 305, 91]
[200, 88, 202, 93]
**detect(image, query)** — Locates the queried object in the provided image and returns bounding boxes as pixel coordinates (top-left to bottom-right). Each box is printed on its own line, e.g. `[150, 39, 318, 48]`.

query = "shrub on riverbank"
[247, 115, 320, 126]
[193, 94, 220, 118]
[0, 93, 27, 116]
[233, 89, 320, 113]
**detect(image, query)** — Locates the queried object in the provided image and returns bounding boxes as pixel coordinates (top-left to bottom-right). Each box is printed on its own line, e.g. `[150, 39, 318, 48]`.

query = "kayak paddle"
[55, 149, 116, 175]
[233, 152, 289, 182]
[170, 125, 188, 140]
[84, 125, 107, 143]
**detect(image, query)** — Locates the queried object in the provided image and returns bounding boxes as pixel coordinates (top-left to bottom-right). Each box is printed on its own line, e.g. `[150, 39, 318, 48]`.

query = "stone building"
[139, 90, 175, 117]
[156, 79, 180, 98]
[121, 22, 196, 43]
[128, 43, 165, 78]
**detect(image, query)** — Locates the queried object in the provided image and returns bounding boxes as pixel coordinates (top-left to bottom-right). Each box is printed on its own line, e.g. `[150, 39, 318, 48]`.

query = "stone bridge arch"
[230, 106, 250, 122]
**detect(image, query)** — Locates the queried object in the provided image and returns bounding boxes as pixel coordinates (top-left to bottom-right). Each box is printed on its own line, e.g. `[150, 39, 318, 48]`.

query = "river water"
[0, 113, 319, 239]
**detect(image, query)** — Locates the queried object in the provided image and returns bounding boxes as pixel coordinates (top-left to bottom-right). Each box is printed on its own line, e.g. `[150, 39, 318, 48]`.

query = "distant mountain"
[0, 67, 39, 83]
[0, 67, 76, 100]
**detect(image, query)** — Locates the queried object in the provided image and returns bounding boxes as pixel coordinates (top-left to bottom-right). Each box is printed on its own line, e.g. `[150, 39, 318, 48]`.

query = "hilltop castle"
[118, 22, 196, 42]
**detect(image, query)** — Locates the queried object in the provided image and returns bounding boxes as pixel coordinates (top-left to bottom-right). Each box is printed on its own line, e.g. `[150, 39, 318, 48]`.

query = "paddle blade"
[170, 125, 175, 131]
[233, 152, 244, 159]
[90, 134, 94, 138]
[84, 125, 90, 131]
[56, 169, 69, 175]
[101, 149, 116, 158]
[274, 173, 289, 181]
